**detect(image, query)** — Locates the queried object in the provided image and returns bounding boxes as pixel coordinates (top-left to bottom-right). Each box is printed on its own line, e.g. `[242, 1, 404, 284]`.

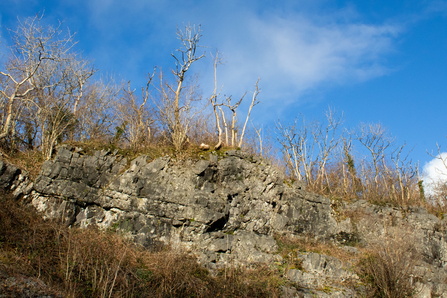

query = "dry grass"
[356, 228, 421, 298]
[0, 191, 283, 297]
[275, 234, 359, 265]
[0, 148, 45, 179]
[303, 157, 423, 209]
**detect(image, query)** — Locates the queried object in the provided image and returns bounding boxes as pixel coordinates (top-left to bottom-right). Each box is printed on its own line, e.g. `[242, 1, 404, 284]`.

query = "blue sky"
[1, 0, 447, 182]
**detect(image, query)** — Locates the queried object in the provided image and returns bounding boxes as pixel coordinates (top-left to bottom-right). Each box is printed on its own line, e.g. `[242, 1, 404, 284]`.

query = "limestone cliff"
[1, 145, 447, 297]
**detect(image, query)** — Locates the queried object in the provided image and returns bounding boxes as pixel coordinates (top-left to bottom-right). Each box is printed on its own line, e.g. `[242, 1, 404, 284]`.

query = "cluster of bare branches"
[0, 16, 262, 159]
[277, 110, 422, 206]
[277, 108, 343, 187]
[208, 51, 261, 150]
[151, 25, 206, 151]
[117, 75, 155, 148]
[0, 15, 95, 158]
[76, 77, 121, 142]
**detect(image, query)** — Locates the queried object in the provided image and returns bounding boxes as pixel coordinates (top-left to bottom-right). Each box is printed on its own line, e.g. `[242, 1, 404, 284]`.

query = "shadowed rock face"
[2, 145, 447, 297]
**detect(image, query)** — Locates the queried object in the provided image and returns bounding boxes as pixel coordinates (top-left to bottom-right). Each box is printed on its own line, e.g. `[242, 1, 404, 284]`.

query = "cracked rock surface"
[1, 145, 447, 297]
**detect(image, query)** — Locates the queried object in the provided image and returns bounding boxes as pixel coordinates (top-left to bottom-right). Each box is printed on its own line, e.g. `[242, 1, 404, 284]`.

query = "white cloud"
[423, 152, 447, 195]
[77, 0, 403, 119]
[210, 13, 401, 106]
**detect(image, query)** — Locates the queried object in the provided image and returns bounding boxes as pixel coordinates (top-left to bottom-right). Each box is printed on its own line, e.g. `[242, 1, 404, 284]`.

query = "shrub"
[358, 228, 420, 298]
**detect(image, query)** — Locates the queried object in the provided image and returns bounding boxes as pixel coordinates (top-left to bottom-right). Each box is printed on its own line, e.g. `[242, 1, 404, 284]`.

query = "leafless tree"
[118, 73, 155, 148]
[385, 144, 419, 204]
[238, 79, 261, 148]
[355, 123, 394, 185]
[219, 79, 261, 149]
[0, 15, 59, 143]
[253, 123, 263, 157]
[277, 109, 344, 191]
[209, 51, 224, 149]
[153, 70, 204, 150]
[76, 77, 122, 141]
[222, 93, 244, 147]
[0, 15, 95, 158]
[218, 105, 229, 146]
[426, 141, 447, 205]
[34, 53, 95, 158]
[428, 142, 447, 176]
[152, 24, 205, 151]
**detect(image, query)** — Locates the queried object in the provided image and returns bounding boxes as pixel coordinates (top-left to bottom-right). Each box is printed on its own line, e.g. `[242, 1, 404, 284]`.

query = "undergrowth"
[356, 228, 421, 298]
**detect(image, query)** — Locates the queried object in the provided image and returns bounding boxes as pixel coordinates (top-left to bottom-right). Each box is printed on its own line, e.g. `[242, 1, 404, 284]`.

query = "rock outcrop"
[1, 145, 447, 297]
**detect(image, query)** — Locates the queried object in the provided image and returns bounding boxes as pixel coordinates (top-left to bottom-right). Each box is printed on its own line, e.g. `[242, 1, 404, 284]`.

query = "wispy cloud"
[71, 0, 404, 118]
[0, 0, 404, 107]
[208, 13, 402, 108]
[425, 0, 447, 15]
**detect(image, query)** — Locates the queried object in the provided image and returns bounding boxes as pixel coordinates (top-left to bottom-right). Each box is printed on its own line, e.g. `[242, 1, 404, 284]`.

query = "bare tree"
[428, 142, 447, 177]
[276, 109, 344, 191]
[426, 141, 447, 205]
[340, 135, 362, 197]
[253, 123, 263, 157]
[0, 15, 58, 143]
[31, 51, 94, 159]
[0, 15, 95, 158]
[387, 144, 419, 204]
[76, 77, 122, 141]
[355, 123, 394, 185]
[218, 79, 261, 149]
[277, 116, 309, 181]
[153, 70, 204, 150]
[117, 73, 155, 148]
[209, 51, 224, 149]
[218, 105, 229, 146]
[153, 24, 205, 150]
[222, 93, 245, 147]
[238, 79, 261, 148]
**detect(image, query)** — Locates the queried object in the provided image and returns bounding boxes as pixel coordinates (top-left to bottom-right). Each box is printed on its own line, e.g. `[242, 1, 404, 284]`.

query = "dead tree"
[209, 51, 224, 149]
[238, 79, 261, 148]
[0, 15, 95, 158]
[119, 71, 155, 148]
[223, 93, 244, 147]
[154, 24, 205, 150]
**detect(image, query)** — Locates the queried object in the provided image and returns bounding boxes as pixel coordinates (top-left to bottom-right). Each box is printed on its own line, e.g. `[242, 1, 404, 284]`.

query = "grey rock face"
[0, 160, 20, 189]
[287, 252, 359, 297]
[21, 147, 348, 266]
[0, 160, 32, 198]
[1, 146, 447, 297]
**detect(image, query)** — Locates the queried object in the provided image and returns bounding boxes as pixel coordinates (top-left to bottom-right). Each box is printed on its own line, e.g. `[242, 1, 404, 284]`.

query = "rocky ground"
[1, 145, 446, 297]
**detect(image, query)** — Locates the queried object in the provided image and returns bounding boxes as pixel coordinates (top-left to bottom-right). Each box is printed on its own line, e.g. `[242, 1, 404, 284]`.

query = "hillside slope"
[1, 145, 447, 297]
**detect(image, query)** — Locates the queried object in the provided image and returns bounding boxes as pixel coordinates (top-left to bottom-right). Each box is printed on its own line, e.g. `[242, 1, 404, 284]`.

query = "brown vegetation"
[357, 228, 421, 298]
[276, 110, 445, 213]
[0, 191, 282, 297]
[0, 16, 261, 161]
